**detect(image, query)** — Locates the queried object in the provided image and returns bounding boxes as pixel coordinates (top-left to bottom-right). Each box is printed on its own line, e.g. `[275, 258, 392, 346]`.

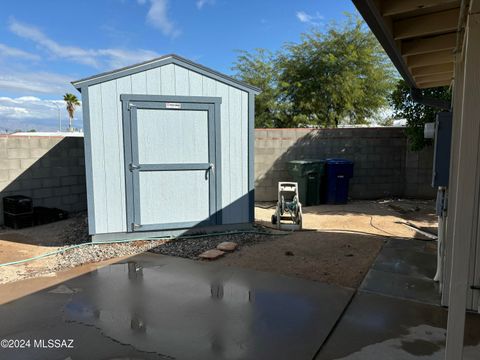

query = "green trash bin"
[287, 160, 325, 206]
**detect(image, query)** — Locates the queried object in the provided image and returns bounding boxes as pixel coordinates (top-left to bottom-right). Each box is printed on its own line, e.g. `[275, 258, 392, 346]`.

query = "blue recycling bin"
[324, 159, 354, 204]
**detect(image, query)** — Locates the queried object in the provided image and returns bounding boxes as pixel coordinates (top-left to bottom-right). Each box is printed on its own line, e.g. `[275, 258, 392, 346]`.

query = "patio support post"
[445, 10, 480, 360]
[442, 55, 464, 305]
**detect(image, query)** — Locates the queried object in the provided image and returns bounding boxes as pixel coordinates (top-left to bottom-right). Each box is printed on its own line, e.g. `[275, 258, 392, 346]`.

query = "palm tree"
[63, 93, 80, 132]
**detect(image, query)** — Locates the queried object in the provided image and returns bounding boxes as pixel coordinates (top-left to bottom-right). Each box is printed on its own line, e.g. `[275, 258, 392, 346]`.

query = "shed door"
[123, 97, 220, 232]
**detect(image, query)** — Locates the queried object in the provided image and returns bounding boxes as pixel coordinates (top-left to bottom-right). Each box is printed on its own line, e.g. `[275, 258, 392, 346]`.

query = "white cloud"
[0, 96, 64, 119]
[140, 0, 181, 37]
[0, 43, 40, 61]
[8, 18, 160, 69]
[296, 11, 324, 25]
[95, 48, 159, 68]
[196, 0, 215, 10]
[0, 96, 82, 132]
[0, 70, 73, 94]
[9, 18, 99, 67]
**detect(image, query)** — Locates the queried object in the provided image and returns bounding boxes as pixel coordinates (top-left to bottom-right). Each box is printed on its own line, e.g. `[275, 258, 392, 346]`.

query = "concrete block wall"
[0, 135, 87, 225]
[255, 128, 436, 201]
[404, 140, 436, 199]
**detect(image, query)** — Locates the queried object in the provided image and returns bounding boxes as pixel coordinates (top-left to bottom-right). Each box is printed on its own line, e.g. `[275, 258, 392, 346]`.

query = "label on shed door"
[165, 102, 182, 109]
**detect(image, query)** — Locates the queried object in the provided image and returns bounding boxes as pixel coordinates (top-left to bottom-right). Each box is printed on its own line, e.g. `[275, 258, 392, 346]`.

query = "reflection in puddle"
[130, 315, 147, 333]
[64, 300, 98, 320]
[128, 262, 143, 281]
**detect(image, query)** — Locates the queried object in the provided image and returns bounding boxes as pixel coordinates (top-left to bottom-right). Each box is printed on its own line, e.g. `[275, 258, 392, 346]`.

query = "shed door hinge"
[471, 285, 480, 291]
[128, 103, 137, 110]
[131, 223, 140, 231]
[129, 163, 140, 171]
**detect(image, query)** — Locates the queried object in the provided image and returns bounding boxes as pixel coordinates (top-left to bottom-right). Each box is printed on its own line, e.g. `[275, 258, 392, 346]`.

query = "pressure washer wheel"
[280, 195, 285, 215]
[271, 214, 277, 225]
[297, 211, 302, 227]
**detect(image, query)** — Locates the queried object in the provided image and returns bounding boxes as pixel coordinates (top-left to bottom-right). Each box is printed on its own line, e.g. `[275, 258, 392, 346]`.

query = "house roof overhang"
[352, 0, 465, 89]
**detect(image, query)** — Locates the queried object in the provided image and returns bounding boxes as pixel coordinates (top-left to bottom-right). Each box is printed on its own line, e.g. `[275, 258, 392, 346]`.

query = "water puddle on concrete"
[1, 253, 354, 360]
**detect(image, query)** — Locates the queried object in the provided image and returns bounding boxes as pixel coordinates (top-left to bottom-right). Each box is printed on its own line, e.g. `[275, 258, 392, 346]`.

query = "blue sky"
[0, 0, 358, 131]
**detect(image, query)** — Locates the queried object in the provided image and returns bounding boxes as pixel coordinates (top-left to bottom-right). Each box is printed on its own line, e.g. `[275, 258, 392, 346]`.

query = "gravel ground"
[0, 240, 170, 284]
[48, 212, 172, 273]
[61, 213, 90, 245]
[0, 213, 171, 284]
[51, 230, 275, 273]
[0, 211, 276, 284]
[52, 239, 169, 272]
[149, 230, 274, 259]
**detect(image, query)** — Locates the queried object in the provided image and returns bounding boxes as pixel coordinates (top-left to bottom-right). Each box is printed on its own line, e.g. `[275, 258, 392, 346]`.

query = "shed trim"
[72, 54, 260, 94]
[120, 94, 222, 104]
[214, 98, 223, 225]
[120, 94, 223, 231]
[248, 93, 255, 222]
[79, 86, 96, 235]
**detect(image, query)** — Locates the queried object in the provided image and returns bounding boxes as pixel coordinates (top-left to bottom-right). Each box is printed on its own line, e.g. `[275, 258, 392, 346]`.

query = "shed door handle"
[129, 163, 140, 171]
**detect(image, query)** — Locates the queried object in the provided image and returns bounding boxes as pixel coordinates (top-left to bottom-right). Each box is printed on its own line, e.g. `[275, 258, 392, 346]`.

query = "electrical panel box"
[432, 111, 452, 187]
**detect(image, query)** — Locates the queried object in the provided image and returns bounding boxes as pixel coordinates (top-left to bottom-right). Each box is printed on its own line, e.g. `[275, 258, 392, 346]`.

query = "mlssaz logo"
[34, 339, 74, 349]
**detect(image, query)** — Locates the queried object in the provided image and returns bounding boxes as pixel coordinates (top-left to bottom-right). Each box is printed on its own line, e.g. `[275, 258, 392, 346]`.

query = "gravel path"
[149, 231, 274, 259]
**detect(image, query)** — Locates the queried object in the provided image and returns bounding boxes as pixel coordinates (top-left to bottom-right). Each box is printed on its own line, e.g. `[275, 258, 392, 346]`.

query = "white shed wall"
[86, 63, 249, 234]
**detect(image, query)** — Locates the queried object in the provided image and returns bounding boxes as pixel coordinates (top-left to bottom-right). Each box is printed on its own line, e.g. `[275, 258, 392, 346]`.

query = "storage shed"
[72, 54, 259, 241]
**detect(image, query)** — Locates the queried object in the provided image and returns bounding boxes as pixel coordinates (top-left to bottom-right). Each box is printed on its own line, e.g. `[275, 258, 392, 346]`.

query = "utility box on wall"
[432, 111, 453, 188]
[72, 54, 259, 241]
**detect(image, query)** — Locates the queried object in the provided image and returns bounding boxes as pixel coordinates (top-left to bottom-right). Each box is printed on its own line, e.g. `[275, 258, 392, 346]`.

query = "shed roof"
[353, 0, 464, 89]
[71, 53, 261, 94]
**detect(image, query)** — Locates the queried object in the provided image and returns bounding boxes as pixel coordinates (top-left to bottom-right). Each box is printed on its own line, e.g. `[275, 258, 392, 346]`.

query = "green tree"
[278, 17, 395, 127]
[63, 93, 80, 131]
[390, 80, 451, 150]
[233, 16, 395, 128]
[232, 49, 286, 127]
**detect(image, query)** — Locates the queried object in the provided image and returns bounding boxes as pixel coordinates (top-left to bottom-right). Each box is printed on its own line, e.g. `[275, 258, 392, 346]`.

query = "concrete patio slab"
[361, 269, 441, 305]
[360, 239, 440, 305]
[315, 292, 480, 360]
[0, 252, 354, 360]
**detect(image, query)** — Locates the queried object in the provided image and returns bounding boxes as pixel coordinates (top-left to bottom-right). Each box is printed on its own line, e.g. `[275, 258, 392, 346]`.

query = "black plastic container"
[33, 206, 69, 225]
[3, 195, 33, 214]
[3, 195, 34, 229]
[4, 213, 34, 229]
